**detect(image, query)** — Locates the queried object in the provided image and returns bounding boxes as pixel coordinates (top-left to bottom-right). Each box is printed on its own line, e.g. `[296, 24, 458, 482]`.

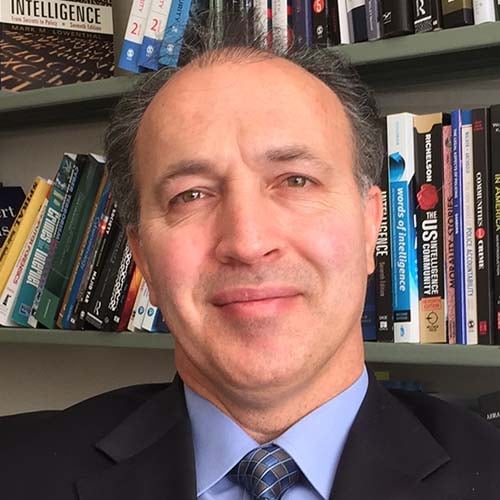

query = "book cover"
[0, 176, 52, 295]
[413, 0, 433, 32]
[490, 104, 500, 344]
[442, 115, 456, 344]
[12, 155, 77, 327]
[346, 0, 368, 42]
[472, 108, 494, 345]
[414, 113, 446, 343]
[1, 0, 114, 91]
[387, 112, 420, 343]
[35, 154, 105, 329]
[366, 0, 382, 40]
[293, 0, 313, 47]
[441, 0, 474, 28]
[375, 122, 394, 342]
[380, 0, 414, 37]
[0, 199, 46, 326]
[311, 0, 329, 47]
[28, 154, 80, 328]
[0, 186, 25, 249]
[137, 0, 173, 71]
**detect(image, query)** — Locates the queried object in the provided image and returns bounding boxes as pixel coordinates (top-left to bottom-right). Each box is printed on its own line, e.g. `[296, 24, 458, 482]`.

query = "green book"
[35, 154, 105, 329]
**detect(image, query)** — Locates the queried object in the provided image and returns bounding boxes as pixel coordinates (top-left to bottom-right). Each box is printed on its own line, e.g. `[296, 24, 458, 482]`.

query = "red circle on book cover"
[417, 184, 438, 211]
[476, 228, 486, 239]
[313, 0, 324, 12]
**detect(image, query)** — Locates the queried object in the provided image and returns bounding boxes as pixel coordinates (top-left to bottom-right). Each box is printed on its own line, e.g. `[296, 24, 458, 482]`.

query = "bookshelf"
[3, 16, 500, 413]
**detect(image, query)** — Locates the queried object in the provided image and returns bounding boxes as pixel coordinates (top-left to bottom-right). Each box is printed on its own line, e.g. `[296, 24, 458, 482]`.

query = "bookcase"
[2, 0, 500, 414]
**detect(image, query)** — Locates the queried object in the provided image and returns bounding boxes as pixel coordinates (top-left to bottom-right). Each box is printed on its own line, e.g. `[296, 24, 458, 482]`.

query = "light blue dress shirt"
[184, 367, 368, 499]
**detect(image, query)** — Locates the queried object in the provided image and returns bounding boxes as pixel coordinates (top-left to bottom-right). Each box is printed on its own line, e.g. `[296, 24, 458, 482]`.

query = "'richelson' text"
[11, 0, 102, 25]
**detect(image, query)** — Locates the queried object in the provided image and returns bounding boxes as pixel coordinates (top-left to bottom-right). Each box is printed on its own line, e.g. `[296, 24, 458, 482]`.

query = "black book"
[380, 0, 414, 38]
[347, 0, 368, 42]
[0, 186, 25, 249]
[327, 0, 341, 45]
[440, 0, 473, 28]
[311, 0, 329, 47]
[472, 108, 495, 345]
[413, 0, 433, 32]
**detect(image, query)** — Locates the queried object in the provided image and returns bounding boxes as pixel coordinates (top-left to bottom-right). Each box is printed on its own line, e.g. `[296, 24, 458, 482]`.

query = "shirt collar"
[184, 367, 368, 498]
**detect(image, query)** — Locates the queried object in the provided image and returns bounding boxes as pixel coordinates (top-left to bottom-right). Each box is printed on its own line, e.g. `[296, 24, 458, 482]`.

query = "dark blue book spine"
[362, 276, 377, 341]
[292, 0, 313, 47]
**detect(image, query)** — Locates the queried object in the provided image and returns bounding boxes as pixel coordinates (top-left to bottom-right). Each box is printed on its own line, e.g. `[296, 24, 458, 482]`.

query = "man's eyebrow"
[261, 145, 330, 170]
[153, 160, 214, 197]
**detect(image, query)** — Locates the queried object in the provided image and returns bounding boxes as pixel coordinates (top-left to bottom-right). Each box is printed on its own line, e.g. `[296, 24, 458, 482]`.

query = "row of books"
[118, 0, 499, 74]
[363, 104, 500, 345]
[0, 154, 168, 334]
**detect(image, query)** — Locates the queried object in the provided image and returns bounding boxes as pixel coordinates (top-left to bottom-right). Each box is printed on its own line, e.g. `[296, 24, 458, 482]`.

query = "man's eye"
[285, 175, 311, 188]
[171, 190, 206, 205]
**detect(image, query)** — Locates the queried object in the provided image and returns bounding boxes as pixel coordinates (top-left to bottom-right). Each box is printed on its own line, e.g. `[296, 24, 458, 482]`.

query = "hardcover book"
[440, 0, 473, 28]
[380, 0, 414, 37]
[293, 0, 313, 47]
[413, 0, 433, 32]
[1, 0, 114, 91]
[311, 0, 329, 47]
[346, 0, 368, 42]
[0, 186, 25, 249]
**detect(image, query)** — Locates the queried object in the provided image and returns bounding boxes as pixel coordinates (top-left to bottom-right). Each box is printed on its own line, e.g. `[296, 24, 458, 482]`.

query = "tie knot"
[228, 444, 302, 500]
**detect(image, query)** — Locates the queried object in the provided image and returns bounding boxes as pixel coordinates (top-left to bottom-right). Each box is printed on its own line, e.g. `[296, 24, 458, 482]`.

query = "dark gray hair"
[105, 17, 383, 228]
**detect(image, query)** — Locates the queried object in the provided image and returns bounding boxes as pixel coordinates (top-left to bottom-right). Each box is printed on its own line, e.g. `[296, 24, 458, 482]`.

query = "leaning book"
[0, 0, 114, 91]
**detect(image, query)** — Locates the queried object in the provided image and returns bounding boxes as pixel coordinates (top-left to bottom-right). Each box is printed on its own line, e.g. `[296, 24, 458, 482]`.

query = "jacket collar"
[76, 376, 197, 500]
[330, 370, 450, 500]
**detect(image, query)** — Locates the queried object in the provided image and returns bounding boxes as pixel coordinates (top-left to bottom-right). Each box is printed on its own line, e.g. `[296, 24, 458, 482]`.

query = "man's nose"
[214, 189, 282, 266]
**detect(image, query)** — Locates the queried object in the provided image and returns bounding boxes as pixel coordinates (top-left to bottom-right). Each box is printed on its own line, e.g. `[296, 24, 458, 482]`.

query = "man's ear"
[127, 225, 159, 306]
[363, 185, 383, 275]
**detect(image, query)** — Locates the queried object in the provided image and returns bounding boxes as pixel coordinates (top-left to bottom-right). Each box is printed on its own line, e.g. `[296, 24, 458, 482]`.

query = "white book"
[0, 200, 46, 327]
[254, 0, 269, 47]
[141, 298, 159, 332]
[133, 279, 150, 331]
[338, 0, 351, 44]
[272, 0, 288, 52]
[473, 0, 498, 24]
[127, 277, 147, 331]
[387, 113, 420, 343]
[461, 120, 478, 344]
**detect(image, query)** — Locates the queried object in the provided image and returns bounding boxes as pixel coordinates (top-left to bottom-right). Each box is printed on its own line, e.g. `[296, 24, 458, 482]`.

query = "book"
[375, 123, 394, 342]
[311, 0, 329, 47]
[337, 0, 351, 43]
[490, 104, 500, 344]
[0, 186, 25, 250]
[35, 154, 105, 329]
[1, 0, 114, 91]
[413, 0, 433, 32]
[432, 0, 443, 28]
[117, 265, 142, 332]
[366, 0, 382, 40]
[362, 275, 377, 340]
[346, 0, 368, 42]
[293, 0, 313, 47]
[441, 0, 474, 28]
[414, 113, 446, 343]
[28, 154, 80, 328]
[327, 0, 341, 45]
[272, 0, 290, 51]
[442, 115, 456, 344]
[118, 0, 152, 73]
[472, 108, 495, 345]
[0, 199, 46, 326]
[0, 176, 52, 295]
[380, 0, 414, 37]
[473, 0, 497, 23]
[137, 0, 173, 70]
[132, 278, 151, 330]
[387, 112, 420, 343]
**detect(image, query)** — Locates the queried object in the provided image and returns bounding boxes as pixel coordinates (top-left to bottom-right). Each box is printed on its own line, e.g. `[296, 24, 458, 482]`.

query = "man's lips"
[211, 287, 301, 306]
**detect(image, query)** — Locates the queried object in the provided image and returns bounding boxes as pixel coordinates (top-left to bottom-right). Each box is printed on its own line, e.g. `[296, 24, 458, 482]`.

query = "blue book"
[362, 276, 377, 341]
[292, 0, 313, 47]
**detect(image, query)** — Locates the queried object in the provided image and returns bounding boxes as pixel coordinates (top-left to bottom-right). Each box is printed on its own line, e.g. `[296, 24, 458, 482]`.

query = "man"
[2, 26, 500, 500]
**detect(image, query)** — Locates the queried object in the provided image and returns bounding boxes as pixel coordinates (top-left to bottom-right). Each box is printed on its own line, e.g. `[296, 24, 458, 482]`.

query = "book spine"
[414, 113, 446, 343]
[473, 0, 498, 22]
[442, 117, 456, 343]
[346, 0, 368, 42]
[380, 0, 414, 37]
[441, 0, 474, 28]
[413, 0, 433, 32]
[141, 299, 160, 331]
[118, 0, 153, 72]
[0, 177, 52, 295]
[253, 0, 269, 45]
[327, 0, 341, 45]
[293, 0, 313, 47]
[118, 266, 143, 332]
[387, 112, 420, 343]
[337, 0, 351, 43]
[0, 187, 25, 249]
[28, 154, 80, 328]
[35, 155, 105, 329]
[362, 275, 377, 340]
[138, 0, 174, 70]
[133, 279, 151, 330]
[311, 0, 329, 47]
[461, 111, 478, 345]
[366, 0, 382, 40]
[472, 108, 495, 344]
[490, 105, 500, 344]
[375, 122, 394, 342]
[431, 0, 443, 28]
[158, 0, 193, 67]
[0, 201, 46, 326]
[272, 0, 289, 51]
[127, 275, 146, 331]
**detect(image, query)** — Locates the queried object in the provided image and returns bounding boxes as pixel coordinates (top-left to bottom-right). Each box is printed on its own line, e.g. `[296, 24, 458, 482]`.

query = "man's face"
[130, 57, 381, 402]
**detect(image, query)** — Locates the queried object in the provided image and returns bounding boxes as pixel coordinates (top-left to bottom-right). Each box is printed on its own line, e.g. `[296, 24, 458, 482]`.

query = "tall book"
[118, 0, 153, 72]
[293, 0, 313, 47]
[0, 177, 52, 295]
[490, 104, 500, 344]
[414, 113, 446, 343]
[312, 0, 329, 47]
[473, 0, 498, 22]
[472, 108, 494, 345]
[413, 0, 433, 31]
[327, 0, 341, 45]
[380, 0, 414, 37]
[442, 114, 456, 343]
[375, 122, 394, 342]
[387, 112, 420, 343]
[1, 0, 114, 91]
[346, 0, 368, 42]
[441, 0, 474, 27]
[12, 156, 78, 326]
[0, 186, 25, 249]
[35, 154, 105, 329]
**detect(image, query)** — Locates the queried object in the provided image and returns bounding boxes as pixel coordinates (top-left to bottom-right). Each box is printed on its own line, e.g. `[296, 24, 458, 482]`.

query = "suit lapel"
[330, 371, 450, 500]
[76, 376, 197, 500]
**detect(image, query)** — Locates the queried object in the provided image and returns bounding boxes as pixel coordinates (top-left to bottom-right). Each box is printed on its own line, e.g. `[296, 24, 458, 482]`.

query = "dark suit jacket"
[1, 370, 500, 499]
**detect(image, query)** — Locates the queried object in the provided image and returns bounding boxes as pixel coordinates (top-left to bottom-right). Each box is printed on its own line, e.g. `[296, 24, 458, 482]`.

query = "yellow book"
[0, 177, 52, 295]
